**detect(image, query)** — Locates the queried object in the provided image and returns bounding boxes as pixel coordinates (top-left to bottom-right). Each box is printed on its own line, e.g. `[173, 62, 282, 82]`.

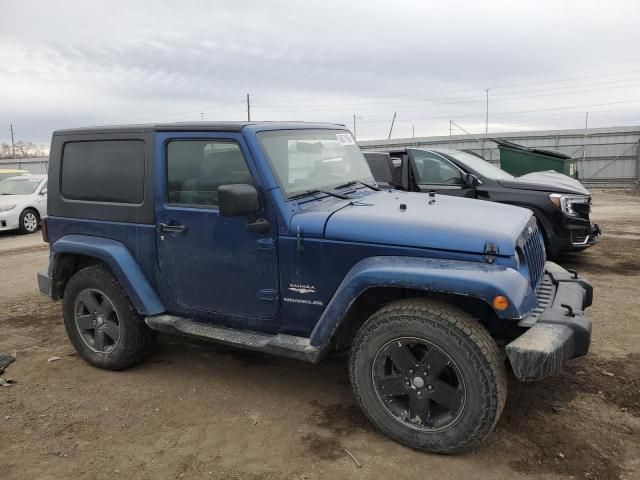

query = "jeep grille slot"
[518, 274, 555, 327]
[521, 219, 546, 290]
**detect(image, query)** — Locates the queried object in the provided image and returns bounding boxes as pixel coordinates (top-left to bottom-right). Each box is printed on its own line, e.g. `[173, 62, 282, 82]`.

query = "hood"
[499, 170, 589, 195]
[292, 191, 532, 256]
[0, 194, 32, 205]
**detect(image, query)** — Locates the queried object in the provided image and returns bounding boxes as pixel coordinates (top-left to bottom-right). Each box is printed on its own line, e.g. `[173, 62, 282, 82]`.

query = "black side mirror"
[218, 184, 260, 217]
[465, 173, 481, 187]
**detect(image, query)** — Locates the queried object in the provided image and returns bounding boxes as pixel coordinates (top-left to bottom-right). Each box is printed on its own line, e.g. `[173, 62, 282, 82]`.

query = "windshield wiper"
[289, 189, 350, 200]
[333, 180, 381, 191]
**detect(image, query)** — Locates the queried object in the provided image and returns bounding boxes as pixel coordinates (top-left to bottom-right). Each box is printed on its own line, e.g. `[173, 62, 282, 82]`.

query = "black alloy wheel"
[373, 337, 465, 431]
[74, 289, 121, 353]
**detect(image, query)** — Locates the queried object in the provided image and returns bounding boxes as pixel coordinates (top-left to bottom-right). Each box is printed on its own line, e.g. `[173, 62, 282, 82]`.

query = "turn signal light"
[492, 296, 509, 311]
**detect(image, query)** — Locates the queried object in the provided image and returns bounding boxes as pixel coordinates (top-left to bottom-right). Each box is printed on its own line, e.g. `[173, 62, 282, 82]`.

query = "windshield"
[0, 177, 42, 195]
[258, 129, 374, 197]
[444, 150, 514, 180]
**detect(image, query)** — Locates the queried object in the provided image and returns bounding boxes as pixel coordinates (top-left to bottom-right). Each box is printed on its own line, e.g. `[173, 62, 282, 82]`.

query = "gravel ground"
[0, 189, 638, 480]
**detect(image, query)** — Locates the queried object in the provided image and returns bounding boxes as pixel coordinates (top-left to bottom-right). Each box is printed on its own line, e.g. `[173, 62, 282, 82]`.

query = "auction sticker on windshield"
[336, 133, 355, 146]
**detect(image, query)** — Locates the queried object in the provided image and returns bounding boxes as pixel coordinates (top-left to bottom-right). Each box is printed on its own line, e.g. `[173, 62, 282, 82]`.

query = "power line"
[350, 99, 640, 124]
[252, 69, 640, 105]
[254, 79, 640, 111]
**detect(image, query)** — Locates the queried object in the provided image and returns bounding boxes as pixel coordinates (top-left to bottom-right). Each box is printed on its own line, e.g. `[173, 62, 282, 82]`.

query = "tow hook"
[561, 304, 576, 317]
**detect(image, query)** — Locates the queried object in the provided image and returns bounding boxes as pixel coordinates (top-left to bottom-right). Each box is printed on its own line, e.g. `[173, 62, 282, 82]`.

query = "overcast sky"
[1, 0, 639, 147]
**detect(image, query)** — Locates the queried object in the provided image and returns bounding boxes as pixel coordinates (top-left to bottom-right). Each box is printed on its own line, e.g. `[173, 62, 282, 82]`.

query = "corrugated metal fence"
[0, 157, 49, 174]
[2, 127, 639, 187]
[359, 126, 640, 187]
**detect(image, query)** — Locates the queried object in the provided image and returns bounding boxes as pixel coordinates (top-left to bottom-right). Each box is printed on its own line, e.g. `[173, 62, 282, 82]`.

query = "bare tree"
[0, 141, 45, 159]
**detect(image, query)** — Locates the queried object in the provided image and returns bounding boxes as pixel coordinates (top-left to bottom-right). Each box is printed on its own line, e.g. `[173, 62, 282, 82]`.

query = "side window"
[167, 140, 252, 207]
[411, 151, 462, 185]
[61, 140, 145, 203]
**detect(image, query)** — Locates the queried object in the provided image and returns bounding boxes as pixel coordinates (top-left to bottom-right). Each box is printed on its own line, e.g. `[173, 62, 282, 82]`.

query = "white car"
[0, 174, 48, 234]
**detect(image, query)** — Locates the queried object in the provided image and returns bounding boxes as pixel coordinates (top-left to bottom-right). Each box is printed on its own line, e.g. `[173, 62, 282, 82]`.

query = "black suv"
[364, 147, 600, 257]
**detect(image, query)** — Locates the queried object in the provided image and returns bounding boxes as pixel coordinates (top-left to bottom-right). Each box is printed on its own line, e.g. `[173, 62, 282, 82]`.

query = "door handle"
[157, 223, 188, 233]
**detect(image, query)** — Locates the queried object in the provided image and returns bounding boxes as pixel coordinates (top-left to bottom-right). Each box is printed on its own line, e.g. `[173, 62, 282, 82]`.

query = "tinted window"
[411, 150, 463, 185]
[364, 153, 393, 183]
[167, 140, 251, 207]
[61, 140, 145, 203]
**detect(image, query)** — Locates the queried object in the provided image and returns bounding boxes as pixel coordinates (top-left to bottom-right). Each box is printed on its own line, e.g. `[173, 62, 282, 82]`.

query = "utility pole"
[200, 112, 205, 121]
[246, 94, 251, 121]
[353, 113, 357, 140]
[388, 112, 397, 140]
[485, 89, 490, 136]
[10, 124, 16, 158]
[483, 89, 490, 158]
[412, 124, 415, 145]
[449, 120, 452, 148]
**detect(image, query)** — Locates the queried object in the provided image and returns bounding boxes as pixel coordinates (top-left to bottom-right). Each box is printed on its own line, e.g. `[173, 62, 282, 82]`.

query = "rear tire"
[18, 208, 39, 234]
[349, 298, 507, 454]
[63, 264, 153, 371]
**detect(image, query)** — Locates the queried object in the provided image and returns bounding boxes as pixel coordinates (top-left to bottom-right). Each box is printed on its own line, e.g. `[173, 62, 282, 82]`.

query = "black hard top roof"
[53, 121, 343, 136]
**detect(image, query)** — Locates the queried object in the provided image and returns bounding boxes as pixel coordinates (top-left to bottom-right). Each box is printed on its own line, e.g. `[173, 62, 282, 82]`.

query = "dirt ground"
[1, 189, 639, 480]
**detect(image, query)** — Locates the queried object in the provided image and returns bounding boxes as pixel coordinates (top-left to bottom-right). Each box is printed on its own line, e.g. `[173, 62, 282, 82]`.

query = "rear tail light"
[41, 217, 49, 243]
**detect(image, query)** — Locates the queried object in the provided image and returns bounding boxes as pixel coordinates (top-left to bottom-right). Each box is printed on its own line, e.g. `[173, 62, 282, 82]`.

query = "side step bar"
[145, 314, 322, 363]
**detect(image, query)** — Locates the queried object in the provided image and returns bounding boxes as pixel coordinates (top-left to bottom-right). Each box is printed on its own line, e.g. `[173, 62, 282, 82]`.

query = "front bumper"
[555, 215, 601, 251]
[0, 209, 20, 231]
[506, 261, 592, 381]
[569, 222, 600, 248]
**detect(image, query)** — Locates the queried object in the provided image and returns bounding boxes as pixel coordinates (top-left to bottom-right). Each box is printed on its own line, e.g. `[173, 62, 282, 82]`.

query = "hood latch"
[484, 242, 499, 264]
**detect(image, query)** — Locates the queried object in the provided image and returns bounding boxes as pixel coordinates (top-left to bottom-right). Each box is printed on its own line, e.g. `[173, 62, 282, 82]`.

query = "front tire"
[18, 208, 39, 234]
[63, 264, 153, 371]
[349, 298, 507, 454]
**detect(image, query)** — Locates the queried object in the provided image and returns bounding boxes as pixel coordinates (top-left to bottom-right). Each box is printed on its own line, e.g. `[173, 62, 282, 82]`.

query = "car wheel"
[63, 264, 154, 371]
[18, 208, 39, 234]
[349, 298, 507, 454]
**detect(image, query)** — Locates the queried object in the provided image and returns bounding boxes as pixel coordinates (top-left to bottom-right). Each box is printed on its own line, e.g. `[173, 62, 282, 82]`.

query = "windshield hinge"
[296, 226, 304, 253]
[484, 242, 499, 264]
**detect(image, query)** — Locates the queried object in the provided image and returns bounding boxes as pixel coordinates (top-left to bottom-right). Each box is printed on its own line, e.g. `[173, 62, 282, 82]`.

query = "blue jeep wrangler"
[38, 122, 593, 453]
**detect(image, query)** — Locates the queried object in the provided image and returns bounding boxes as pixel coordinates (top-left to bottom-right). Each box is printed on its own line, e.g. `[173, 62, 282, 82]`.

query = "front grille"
[518, 218, 546, 290]
[573, 197, 591, 219]
[518, 274, 555, 327]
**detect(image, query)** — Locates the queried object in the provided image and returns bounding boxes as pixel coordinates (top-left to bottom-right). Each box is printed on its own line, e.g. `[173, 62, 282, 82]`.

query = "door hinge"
[484, 242, 499, 264]
[258, 289, 279, 302]
[257, 238, 275, 251]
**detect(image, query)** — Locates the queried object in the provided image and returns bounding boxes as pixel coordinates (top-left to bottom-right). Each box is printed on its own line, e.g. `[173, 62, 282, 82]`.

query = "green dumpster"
[493, 139, 578, 178]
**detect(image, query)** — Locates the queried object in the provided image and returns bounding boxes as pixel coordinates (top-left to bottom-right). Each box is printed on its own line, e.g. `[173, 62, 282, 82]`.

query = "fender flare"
[309, 256, 533, 350]
[50, 234, 165, 315]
